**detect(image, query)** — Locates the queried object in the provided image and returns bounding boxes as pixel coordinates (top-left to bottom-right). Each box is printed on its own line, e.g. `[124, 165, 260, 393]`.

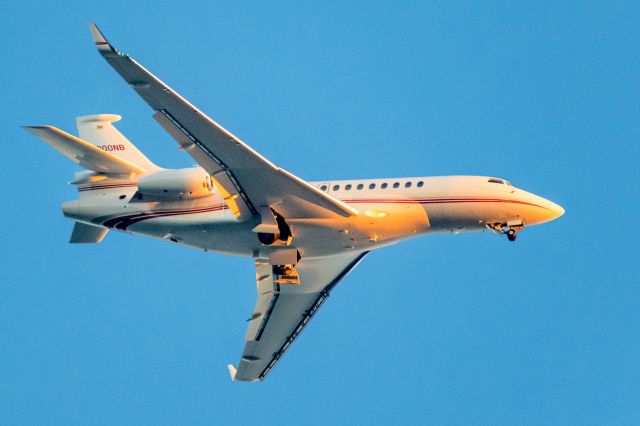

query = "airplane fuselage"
[62, 172, 564, 258]
[26, 24, 567, 382]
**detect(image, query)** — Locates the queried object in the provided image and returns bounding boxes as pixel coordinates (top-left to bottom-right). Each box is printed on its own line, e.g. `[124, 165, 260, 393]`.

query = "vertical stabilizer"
[76, 114, 159, 172]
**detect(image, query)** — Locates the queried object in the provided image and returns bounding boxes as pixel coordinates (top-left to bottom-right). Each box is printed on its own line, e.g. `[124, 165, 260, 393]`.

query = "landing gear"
[282, 266, 294, 277]
[255, 209, 292, 246]
[258, 232, 277, 245]
[272, 264, 301, 285]
[486, 222, 522, 242]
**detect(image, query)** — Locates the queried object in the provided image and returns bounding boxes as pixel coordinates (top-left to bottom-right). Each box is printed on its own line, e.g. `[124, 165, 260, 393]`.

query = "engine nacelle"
[137, 167, 214, 200]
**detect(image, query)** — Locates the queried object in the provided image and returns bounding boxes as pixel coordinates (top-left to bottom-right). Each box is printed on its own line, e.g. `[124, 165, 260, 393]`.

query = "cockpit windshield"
[488, 178, 514, 186]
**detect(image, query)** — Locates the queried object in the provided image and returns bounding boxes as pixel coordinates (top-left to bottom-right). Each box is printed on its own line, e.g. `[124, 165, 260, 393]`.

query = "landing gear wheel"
[258, 232, 277, 245]
[507, 229, 517, 242]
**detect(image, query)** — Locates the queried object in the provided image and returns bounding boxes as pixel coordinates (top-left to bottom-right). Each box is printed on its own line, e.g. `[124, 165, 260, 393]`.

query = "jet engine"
[137, 167, 214, 200]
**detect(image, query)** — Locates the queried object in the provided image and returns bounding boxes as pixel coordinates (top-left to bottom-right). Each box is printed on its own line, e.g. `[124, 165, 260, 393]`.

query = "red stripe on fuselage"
[78, 183, 138, 192]
[103, 204, 229, 231]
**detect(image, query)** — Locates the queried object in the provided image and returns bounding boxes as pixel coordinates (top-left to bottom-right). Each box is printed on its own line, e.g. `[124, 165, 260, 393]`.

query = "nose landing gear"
[486, 222, 522, 242]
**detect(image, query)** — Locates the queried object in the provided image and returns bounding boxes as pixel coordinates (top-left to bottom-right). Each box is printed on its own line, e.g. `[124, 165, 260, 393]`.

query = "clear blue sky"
[1, 1, 638, 424]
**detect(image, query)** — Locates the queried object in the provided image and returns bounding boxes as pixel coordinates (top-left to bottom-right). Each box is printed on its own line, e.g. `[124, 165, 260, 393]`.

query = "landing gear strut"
[486, 222, 522, 242]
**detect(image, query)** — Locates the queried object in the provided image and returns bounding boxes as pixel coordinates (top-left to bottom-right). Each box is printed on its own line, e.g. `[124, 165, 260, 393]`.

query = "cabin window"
[405, 182, 412, 188]
[357, 183, 364, 190]
[345, 184, 352, 190]
[417, 181, 424, 187]
[488, 178, 504, 184]
[333, 184, 340, 191]
[381, 183, 388, 189]
[320, 185, 328, 191]
[369, 183, 376, 189]
[393, 182, 400, 188]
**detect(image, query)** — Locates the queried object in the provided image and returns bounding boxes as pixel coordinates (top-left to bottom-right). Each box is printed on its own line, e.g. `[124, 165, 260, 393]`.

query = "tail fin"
[76, 114, 159, 172]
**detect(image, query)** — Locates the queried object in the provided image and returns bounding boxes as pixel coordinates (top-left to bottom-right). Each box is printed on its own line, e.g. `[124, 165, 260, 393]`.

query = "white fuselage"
[62, 173, 564, 258]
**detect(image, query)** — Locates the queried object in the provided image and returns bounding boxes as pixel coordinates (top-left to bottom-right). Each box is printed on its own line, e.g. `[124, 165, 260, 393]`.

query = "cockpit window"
[505, 181, 513, 186]
[488, 178, 504, 184]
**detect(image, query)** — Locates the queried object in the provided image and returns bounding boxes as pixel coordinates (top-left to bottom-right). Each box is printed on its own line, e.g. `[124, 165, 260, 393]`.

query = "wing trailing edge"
[88, 23, 358, 220]
[229, 251, 369, 382]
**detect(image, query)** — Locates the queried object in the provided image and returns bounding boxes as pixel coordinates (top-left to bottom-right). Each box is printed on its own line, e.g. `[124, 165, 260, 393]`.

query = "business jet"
[23, 24, 564, 382]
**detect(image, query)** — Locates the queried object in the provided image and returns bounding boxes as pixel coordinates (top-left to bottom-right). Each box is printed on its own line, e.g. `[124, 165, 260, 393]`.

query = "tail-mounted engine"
[136, 167, 214, 201]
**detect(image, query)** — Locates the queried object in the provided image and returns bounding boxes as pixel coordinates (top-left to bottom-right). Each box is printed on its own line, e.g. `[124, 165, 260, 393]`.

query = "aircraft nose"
[515, 189, 565, 226]
[543, 199, 565, 221]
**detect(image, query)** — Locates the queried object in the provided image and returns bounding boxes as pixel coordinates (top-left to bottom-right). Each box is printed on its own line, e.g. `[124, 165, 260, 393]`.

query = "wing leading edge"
[230, 252, 369, 382]
[89, 23, 357, 220]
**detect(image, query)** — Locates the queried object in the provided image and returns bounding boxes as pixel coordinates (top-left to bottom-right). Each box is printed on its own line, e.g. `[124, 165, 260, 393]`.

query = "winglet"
[89, 23, 110, 50]
[89, 23, 126, 57]
[227, 364, 238, 381]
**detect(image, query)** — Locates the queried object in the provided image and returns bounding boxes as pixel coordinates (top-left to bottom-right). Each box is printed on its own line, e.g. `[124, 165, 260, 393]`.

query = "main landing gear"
[272, 264, 301, 285]
[506, 229, 517, 242]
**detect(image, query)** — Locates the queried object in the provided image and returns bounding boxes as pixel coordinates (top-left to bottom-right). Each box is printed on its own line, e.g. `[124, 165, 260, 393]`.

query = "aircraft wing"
[229, 251, 369, 382]
[89, 23, 358, 220]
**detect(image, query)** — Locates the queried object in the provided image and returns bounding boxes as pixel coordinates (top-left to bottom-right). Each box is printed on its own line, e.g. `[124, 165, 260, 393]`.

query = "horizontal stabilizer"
[23, 125, 146, 174]
[70, 222, 108, 244]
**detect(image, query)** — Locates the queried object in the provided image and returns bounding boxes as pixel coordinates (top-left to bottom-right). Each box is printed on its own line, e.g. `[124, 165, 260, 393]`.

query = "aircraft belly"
[123, 201, 433, 259]
[126, 213, 258, 257]
[291, 201, 430, 256]
[425, 203, 512, 233]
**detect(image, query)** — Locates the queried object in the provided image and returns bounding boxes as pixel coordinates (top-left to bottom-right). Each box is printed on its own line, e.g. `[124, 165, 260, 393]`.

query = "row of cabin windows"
[320, 181, 424, 192]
